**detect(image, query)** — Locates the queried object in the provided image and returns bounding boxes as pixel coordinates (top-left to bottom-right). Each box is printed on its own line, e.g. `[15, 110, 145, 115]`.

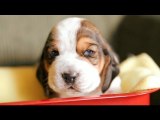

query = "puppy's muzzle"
[62, 73, 79, 84]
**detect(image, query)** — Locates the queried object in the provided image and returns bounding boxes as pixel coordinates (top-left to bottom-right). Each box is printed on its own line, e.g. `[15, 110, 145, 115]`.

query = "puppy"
[36, 17, 120, 98]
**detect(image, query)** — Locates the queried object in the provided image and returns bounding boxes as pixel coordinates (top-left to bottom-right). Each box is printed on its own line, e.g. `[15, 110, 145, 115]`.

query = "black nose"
[62, 73, 78, 84]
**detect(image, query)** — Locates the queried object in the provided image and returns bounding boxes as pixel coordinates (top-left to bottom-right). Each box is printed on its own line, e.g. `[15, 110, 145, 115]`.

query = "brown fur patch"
[77, 37, 104, 73]
[76, 19, 117, 92]
[77, 20, 108, 75]
[100, 56, 111, 86]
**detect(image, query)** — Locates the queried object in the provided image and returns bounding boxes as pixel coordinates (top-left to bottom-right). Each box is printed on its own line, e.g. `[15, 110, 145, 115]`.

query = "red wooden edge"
[0, 88, 159, 105]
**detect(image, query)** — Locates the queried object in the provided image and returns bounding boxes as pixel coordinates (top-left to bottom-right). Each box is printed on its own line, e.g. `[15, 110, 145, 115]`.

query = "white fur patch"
[56, 17, 83, 54]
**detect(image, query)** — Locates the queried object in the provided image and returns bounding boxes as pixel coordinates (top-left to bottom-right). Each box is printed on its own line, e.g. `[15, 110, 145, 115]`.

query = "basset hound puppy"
[36, 17, 120, 98]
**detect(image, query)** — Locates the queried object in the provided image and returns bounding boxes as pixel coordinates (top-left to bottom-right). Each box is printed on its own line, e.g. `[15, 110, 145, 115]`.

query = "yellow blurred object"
[120, 53, 160, 93]
[0, 66, 47, 103]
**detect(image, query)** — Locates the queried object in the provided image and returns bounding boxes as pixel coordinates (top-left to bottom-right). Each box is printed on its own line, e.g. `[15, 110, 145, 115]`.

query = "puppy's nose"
[62, 73, 78, 84]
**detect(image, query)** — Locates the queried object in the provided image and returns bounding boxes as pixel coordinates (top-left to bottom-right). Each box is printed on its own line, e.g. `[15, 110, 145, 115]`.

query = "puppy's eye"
[83, 49, 95, 58]
[49, 50, 59, 58]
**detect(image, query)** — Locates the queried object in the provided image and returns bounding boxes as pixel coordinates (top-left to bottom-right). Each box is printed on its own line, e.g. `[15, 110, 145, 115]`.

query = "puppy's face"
[37, 18, 119, 98]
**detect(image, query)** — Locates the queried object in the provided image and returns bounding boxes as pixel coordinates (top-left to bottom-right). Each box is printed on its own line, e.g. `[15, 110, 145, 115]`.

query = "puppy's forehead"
[52, 17, 103, 54]
[55, 17, 84, 53]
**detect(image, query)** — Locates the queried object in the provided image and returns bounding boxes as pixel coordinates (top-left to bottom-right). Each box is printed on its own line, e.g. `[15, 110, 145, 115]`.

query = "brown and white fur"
[36, 17, 120, 98]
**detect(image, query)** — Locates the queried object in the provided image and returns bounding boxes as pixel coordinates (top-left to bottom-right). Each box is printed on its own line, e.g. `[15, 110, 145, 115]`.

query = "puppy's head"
[37, 17, 119, 98]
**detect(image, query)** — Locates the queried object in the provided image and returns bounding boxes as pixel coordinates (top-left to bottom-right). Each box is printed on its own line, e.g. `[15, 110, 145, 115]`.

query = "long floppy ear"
[100, 45, 120, 93]
[36, 33, 58, 98]
[36, 54, 57, 98]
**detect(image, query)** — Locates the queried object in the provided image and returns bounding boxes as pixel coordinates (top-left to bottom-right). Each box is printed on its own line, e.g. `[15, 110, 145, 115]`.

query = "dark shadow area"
[111, 15, 160, 65]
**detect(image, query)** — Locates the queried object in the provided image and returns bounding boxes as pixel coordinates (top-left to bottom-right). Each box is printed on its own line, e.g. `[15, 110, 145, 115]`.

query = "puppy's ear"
[36, 33, 58, 98]
[36, 56, 47, 89]
[100, 45, 120, 93]
[36, 33, 51, 85]
[36, 54, 58, 98]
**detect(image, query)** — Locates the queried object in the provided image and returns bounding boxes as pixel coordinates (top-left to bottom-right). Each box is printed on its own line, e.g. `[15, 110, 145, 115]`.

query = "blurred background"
[0, 15, 160, 104]
[0, 15, 124, 66]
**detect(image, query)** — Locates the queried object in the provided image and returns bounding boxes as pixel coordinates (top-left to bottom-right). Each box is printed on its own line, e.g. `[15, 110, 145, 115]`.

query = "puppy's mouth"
[67, 86, 80, 92]
[69, 86, 74, 89]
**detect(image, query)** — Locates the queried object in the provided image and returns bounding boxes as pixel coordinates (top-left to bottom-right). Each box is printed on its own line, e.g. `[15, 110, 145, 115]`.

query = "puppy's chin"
[59, 90, 102, 98]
